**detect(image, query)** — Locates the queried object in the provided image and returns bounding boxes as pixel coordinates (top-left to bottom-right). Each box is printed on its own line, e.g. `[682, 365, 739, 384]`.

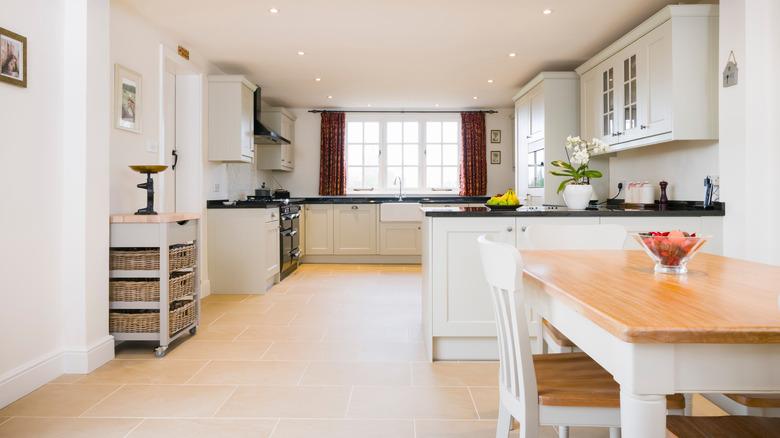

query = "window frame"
[345, 113, 461, 195]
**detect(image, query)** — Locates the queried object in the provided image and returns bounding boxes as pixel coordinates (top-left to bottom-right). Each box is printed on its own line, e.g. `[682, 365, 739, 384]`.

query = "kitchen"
[2, 0, 780, 437]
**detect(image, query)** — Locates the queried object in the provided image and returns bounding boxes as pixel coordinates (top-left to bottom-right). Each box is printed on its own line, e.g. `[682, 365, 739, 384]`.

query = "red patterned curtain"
[459, 112, 487, 196]
[318, 112, 347, 196]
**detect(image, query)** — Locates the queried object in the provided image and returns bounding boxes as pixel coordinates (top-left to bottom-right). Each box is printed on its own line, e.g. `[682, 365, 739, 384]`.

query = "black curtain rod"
[308, 109, 498, 114]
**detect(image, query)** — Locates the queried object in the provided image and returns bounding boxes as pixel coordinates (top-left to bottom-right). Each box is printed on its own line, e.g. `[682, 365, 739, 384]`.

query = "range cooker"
[243, 195, 301, 280]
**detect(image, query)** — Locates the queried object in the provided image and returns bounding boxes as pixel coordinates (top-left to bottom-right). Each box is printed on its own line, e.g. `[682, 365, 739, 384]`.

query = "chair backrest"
[525, 224, 627, 250]
[477, 235, 539, 433]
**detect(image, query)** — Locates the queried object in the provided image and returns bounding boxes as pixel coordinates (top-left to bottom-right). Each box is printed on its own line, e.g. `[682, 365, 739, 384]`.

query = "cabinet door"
[379, 222, 421, 255]
[641, 20, 673, 138]
[594, 60, 622, 145]
[616, 43, 642, 143]
[431, 218, 516, 337]
[281, 144, 294, 168]
[529, 88, 545, 141]
[599, 217, 702, 250]
[304, 204, 334, 255]
[264, 220, 280, 279]
[333, 204, 377, 255]
[580, 68, 603, 144]
[240, 83, 254, 160]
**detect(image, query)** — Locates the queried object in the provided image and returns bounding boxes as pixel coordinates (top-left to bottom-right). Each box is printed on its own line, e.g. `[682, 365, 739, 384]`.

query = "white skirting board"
[62, 335, 115, 374]
[0, 336, 114, 409]
[200, 279, 211, 299]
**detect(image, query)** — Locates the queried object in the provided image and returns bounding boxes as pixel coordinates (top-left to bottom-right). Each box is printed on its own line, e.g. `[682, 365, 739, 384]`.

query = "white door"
[304, 204, 334, 255]
[333, 204, 377, 255]
[431, 218, 516, 336]
[162, 66, 177, 212]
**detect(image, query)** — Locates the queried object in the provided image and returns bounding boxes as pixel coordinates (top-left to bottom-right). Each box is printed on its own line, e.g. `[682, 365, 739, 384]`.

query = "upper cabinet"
[208, 75, 257, 162]
[577, 5, 718, 153]
[257, 107, 296, 172]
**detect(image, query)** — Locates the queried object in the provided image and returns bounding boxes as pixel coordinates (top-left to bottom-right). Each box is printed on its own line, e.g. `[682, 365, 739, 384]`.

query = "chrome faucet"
[393, 176, 404, 201]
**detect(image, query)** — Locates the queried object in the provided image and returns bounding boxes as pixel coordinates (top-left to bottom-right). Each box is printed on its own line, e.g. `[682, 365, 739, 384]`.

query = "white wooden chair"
[701, 393, 780, 417]
[477, 235, 684, 438]
[524, 224, 627, 354]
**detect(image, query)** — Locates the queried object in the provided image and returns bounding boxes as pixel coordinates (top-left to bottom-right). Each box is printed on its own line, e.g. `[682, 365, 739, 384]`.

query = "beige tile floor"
[0, 264, 725, 437]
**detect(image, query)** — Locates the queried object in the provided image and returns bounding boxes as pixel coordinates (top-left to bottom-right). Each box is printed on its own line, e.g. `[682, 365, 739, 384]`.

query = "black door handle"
[171, 150, 179, 170]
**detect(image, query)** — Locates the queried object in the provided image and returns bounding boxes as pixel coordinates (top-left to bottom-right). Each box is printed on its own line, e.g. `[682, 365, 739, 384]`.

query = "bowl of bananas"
[485, 189, 521, 210]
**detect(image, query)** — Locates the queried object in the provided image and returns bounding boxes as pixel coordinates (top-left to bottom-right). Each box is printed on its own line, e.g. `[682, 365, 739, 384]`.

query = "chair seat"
[666, 415, 780, 437]
[725, 393, 780, 408]
[542, 319, 576, 347]
[534, 352, 685, 409]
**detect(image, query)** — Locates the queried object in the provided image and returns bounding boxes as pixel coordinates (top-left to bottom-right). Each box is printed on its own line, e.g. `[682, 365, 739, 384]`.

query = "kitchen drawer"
[168, 220, 198, 245]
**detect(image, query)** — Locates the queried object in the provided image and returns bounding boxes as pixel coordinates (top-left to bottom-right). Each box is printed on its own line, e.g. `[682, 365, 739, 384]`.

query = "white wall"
[719, 0, 780, 264]
[0, 0, 112, 408]
[213, 108, 516, 198]
[607, 140, 719, 201]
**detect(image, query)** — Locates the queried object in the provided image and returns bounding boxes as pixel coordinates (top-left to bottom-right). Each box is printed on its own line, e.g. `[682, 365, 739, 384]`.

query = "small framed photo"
[490, 129, 501, 143]
[114, 64, 142, 133]
[0, 27, 27, 88]
[490, 150, 501, 165]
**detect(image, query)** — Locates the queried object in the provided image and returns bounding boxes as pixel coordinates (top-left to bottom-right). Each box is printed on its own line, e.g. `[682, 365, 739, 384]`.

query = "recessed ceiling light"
[434, 103, 440, 107]
[508, 52, 517, 58]
[367, 104, 372, 107]
[327, 95, 333, 99]
[473, 96, 479, 100]
[487, 79, 494, 83]
[314, 77, 321, 82]
[269, 7, 279, 14]
[543, 8, 553, 15]
[297, 51, 305, 56]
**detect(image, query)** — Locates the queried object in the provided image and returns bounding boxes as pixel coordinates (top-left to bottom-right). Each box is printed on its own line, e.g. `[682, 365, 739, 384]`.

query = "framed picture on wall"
[0, 27, 27, 88]
[490, 129, 501, 143]
[490, 150, 501, 165]
[114, 64, 142, 133]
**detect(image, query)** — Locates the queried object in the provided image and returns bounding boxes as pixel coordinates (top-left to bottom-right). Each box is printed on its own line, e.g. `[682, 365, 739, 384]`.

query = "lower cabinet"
[379, 222, 422, 255]
[264, 218, 280, 279]
[333, 204, 377, 255]
[304, 204, 334, 255]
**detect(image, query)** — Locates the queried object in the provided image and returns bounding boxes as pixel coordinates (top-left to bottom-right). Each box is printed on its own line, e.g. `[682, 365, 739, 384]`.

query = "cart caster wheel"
[154, 347, 167, 358]
[189, 326, 198, 335]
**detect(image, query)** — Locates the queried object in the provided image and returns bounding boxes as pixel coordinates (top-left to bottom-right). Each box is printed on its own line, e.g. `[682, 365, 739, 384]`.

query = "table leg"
[620, 389, 666, 438]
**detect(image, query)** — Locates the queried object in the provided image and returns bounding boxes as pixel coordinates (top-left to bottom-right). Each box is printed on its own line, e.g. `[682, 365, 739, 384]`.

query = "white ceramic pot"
[562, 184, 593, 210]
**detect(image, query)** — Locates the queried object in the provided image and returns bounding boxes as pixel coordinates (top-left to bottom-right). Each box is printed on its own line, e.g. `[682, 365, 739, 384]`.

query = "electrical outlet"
[214, 183, 221, 193]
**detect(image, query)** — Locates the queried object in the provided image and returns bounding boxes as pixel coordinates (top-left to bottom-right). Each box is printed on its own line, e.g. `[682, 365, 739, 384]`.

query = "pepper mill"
[659, 181, 669, 208]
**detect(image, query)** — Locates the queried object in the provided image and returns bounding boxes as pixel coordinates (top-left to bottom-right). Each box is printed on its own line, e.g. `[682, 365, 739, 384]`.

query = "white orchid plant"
[550, 136, 609, 193]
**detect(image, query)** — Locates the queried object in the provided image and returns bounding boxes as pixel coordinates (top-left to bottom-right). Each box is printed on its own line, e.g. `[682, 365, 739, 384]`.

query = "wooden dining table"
[521, 250, 780, 438]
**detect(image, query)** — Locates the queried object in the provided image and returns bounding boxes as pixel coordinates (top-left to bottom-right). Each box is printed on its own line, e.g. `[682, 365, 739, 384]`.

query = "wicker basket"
[110, 243, 195, 272]
[109, 271, 195, 303]
[109, 300, 196, 335]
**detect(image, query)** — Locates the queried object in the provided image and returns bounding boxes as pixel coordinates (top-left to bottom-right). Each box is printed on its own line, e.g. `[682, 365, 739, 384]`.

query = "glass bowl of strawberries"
[633, 231, 709, 274]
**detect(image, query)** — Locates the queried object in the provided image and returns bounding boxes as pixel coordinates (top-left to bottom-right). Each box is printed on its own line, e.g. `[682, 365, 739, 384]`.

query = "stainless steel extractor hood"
[254, 87, 291, 145]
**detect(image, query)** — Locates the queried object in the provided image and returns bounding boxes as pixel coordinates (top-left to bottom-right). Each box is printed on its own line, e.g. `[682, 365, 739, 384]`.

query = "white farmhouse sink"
[380, 202, 423, 222]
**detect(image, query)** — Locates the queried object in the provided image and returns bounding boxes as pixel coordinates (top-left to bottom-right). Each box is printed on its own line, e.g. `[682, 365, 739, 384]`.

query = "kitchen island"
[421, 202, 725, 361]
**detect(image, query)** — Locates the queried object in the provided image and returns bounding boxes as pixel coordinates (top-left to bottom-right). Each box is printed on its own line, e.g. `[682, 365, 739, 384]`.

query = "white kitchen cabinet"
[257, 107, 296, 171]
[304, 204, 334, 255]
[208, 75, 256, 162]
[333, 204, 377, 255]
[513, 73, 582, 205]
[515, 217, 600, 249]
[207, 207, 279, 293]
[577, 5, 718, 153]
[379, 222, 421, 255]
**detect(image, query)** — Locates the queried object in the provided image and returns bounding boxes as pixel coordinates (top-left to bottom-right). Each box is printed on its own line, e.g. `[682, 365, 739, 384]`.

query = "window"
[346, 115, 460, 193]
[528, 147, 544, 188]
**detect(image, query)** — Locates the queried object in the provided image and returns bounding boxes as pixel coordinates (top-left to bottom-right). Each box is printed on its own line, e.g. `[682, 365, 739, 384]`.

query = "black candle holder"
[129, 165, 168, 215]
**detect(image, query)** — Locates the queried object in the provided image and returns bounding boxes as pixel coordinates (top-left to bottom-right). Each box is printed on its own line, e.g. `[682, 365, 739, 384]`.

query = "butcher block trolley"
[109, 213, 201, 357]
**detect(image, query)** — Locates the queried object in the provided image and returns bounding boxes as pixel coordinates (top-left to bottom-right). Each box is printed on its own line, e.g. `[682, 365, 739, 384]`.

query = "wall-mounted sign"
[723, 51, 738, 88]
[177, 45, 190, 60]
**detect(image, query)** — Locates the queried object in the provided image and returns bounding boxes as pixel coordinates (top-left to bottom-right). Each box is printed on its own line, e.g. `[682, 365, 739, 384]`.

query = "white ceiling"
[118, 0, 676, 109]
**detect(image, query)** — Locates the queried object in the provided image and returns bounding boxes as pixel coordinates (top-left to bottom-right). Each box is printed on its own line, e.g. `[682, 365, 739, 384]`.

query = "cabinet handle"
[506, 226, 513, 232]
[640, 125, 648, 129]
[521, 226, 527, 232]
[351, 205, 359, 210]
[526, 135, 532, 139]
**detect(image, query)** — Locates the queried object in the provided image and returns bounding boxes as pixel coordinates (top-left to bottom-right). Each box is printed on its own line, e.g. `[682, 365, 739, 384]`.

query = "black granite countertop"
[423, 201, 725, 217]
[301, 196, 489, 204]
[207, 199, 287, 209]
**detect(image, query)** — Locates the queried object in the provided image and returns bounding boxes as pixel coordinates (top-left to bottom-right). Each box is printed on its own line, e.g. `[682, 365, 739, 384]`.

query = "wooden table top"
[522, 250, 780, 344]
[110, 213, 200, 223]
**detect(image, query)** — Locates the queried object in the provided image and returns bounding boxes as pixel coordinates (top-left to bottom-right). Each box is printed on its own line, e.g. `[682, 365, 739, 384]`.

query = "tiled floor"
[0, 264, 724, 437]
